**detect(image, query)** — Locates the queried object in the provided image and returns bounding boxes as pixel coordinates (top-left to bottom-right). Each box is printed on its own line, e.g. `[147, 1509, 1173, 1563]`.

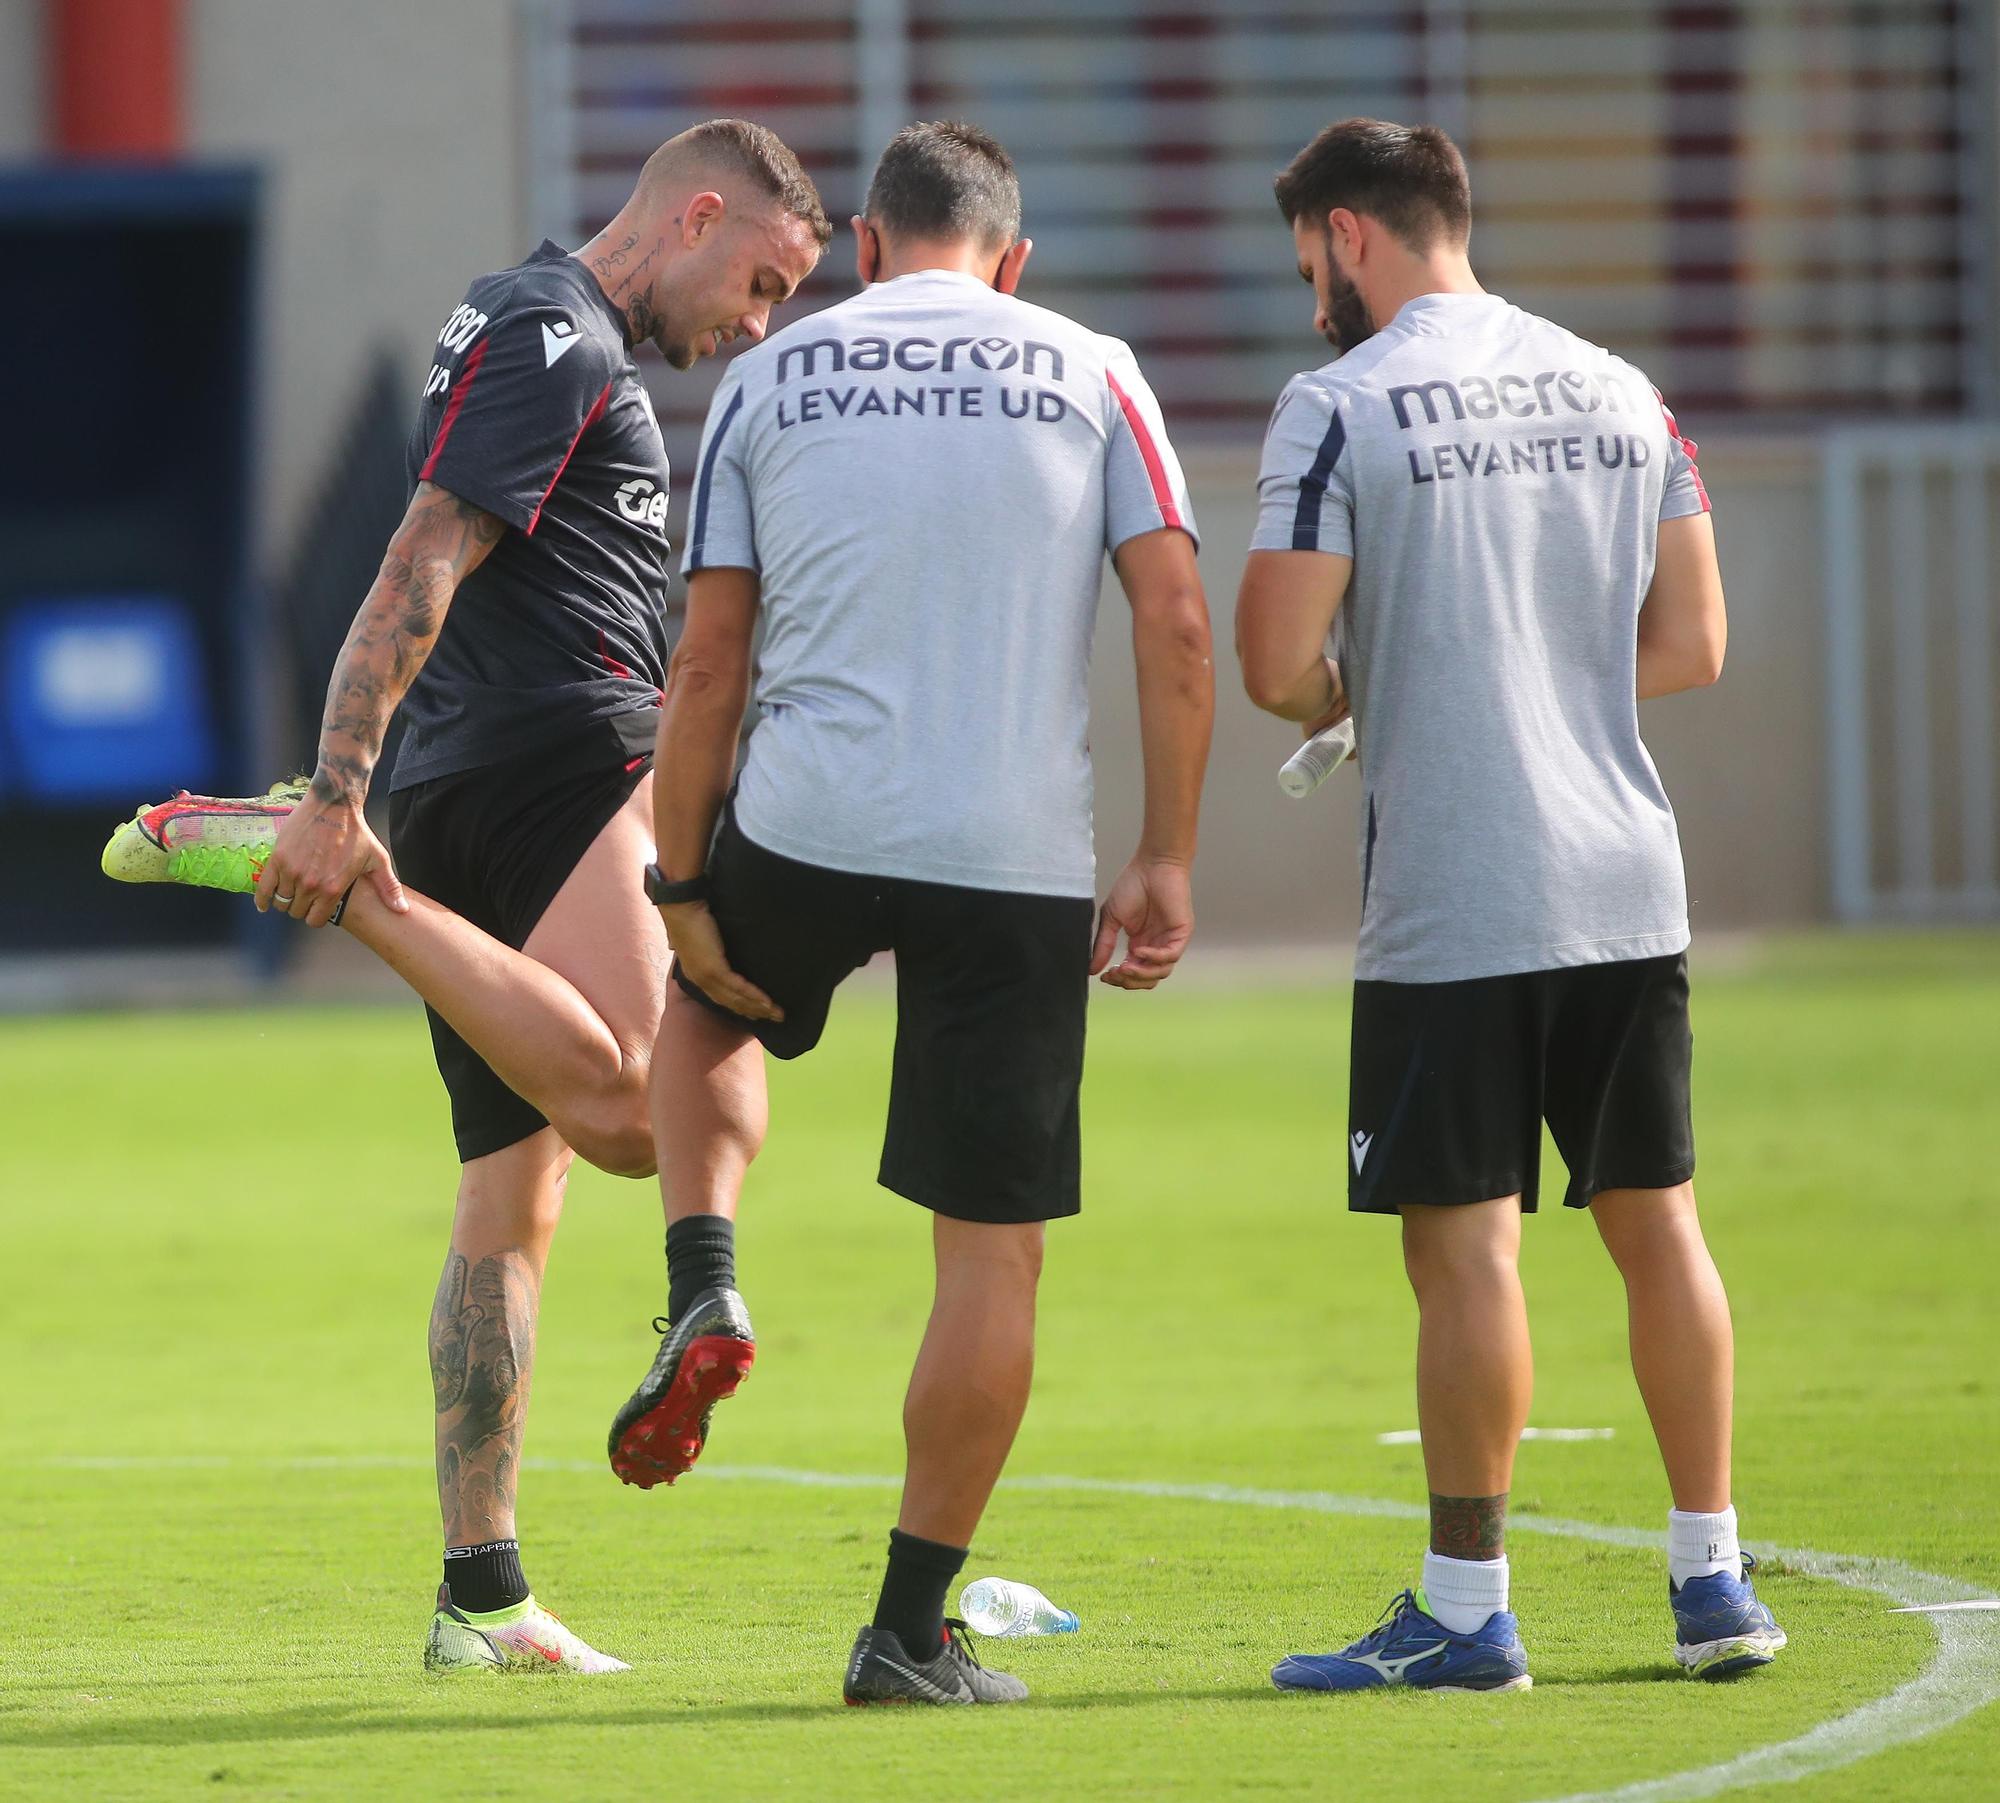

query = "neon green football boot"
[424, 1584, 631, 1675]
[100, 779, 307, 895]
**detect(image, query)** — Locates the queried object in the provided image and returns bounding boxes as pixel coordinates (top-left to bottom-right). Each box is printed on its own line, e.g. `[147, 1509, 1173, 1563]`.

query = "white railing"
[1823, 427, 2000, 923]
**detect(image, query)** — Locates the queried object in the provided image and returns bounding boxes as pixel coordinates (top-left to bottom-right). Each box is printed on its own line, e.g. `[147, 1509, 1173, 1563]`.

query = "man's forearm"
[1250, 654, 1339, 723]
[312, 557, 453, 804]
[311, 485, 500, 805]
[1132, 603, 1215, 864]
[651, 665, 749, 880]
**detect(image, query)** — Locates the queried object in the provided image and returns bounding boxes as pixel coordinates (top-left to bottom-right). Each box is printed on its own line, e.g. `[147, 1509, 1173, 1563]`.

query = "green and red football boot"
[101, 780, 306, 895]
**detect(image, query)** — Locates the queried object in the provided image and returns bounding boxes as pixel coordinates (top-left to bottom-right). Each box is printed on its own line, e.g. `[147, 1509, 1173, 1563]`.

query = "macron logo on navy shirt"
[542, 319, 581, 368]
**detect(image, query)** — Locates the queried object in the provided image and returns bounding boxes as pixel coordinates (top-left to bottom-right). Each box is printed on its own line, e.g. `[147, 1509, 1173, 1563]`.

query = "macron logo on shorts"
[1350, 1130, 1374, 1173]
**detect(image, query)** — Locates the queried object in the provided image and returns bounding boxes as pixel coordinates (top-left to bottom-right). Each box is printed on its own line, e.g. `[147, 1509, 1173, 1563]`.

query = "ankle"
[871, 1527, 967, 1655]
[1668, 1504, 1742, 1584]
[665, 1214, 737, 1321]
[444, 1537, 529, 1614]
[1421, 1550, 1510, 1634]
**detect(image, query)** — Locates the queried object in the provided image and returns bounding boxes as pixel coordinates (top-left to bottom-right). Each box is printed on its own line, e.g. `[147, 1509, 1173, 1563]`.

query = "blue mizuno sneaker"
[1272, 1588, 1532, 1692]
[1671, 1551, 1787, 1679]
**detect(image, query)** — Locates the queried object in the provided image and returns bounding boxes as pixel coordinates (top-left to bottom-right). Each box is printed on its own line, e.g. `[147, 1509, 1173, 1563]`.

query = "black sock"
[871, 1527, 968, 1656]
[443, 1538, 529, 1614]
[666, 1215, 737, 1323]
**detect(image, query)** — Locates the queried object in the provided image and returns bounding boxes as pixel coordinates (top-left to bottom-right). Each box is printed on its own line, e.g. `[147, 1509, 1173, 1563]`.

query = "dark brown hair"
[1274, 118, 1471, 249]
[864, 120, 1022, 249]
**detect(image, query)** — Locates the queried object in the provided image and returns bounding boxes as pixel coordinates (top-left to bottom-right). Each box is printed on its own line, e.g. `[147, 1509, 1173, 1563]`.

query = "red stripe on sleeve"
[418, 337, 489, 482]
[1106, 370, 1184, 531]
[525, 382, 613, 535]
[1656, 390, 1711, 513]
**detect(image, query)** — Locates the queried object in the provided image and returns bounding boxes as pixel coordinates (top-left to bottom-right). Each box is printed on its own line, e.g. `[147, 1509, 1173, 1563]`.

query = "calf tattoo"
[430, 1248, 538, 1545]
[1430, 1492, 1508, 1559]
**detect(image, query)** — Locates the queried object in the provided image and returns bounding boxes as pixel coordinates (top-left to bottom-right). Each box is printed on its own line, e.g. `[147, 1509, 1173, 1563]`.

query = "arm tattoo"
[1430, 1492, 1508, 1560]
[311, 484, 505, 807]
[430, 1246, 538, 1545]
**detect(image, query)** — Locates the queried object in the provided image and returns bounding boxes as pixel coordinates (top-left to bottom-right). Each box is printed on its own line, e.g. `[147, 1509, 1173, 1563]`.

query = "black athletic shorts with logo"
[387, 713, 654, 1163]
[1346, 952, 1695, 1214]
[674, 805, 1094, 1225]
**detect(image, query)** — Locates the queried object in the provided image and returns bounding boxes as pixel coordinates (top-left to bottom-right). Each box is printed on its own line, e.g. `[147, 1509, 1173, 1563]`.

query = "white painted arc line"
[1376, 1427, 1617, 1445]
[1889, 1600, 2000, 1614]
[27, 1456, 2000, 1802]
[984, 1475, 2000, 1803]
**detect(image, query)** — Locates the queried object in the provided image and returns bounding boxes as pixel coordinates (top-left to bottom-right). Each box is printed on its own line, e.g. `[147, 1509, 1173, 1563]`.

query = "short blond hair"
[650, 119, 832, 246]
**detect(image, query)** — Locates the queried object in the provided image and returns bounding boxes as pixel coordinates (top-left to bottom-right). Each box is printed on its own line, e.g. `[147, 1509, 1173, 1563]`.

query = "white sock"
[1668, 1505, 1741, 1586]
[1421, 1551, 1509, 1635]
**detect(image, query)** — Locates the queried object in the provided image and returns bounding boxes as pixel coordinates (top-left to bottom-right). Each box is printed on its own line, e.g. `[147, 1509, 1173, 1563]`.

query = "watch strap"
[644, 863, 711, 906]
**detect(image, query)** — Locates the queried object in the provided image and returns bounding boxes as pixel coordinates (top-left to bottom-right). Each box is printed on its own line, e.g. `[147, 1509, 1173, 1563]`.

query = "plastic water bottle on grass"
[959, 1577, 1079, 1637]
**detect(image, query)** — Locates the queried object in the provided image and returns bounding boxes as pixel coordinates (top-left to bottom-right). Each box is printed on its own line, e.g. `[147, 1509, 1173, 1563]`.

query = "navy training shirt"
[389, 241, 673, 790]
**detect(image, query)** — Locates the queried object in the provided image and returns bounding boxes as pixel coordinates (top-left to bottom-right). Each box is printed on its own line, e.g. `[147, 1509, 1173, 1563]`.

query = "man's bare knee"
[1401, 1197, 1520, 1297]
[934, 1217, 1045, 1288]
[1592, 1182, 1701, 1273]
[572, 1121, 657, 1180]
[452, 1130, 574, 1251]
[565, 1067, 658, 1179]
[568, 1095, 660, 1175]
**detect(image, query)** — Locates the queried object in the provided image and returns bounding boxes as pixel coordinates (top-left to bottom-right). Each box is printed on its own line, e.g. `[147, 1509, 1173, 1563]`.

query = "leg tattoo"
[429, 1251, 475, 1413]
[430, 1247, 538, 1544]
[1430, 1492, 1508, 1560]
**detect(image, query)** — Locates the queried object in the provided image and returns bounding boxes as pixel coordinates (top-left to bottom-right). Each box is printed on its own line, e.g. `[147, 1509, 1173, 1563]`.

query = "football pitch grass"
[3, 933, 1997, 1800]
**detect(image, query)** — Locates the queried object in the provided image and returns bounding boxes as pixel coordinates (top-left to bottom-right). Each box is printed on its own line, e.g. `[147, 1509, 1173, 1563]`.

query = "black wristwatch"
[644, 863, 711, 906]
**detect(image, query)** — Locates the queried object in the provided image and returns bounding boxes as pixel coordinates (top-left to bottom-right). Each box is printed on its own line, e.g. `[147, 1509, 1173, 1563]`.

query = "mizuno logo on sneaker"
[1271, 1589, 1532, 1693]
[1349, 1641, 1447, 1682]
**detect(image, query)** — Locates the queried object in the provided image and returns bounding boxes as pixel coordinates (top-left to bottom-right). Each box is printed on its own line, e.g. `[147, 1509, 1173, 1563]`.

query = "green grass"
[3, 934, 1997, 1799]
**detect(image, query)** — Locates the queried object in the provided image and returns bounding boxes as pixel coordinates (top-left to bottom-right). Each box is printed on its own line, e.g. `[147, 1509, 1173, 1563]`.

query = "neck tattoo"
[587, 229, 665, 343]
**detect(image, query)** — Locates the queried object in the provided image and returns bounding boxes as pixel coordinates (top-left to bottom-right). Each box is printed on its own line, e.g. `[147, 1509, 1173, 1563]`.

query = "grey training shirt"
[1252, 292, 1710, 984]
[684, 269, 1196, 898]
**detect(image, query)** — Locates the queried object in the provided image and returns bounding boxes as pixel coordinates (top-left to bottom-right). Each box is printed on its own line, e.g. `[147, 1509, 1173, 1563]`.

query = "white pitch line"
[28, 1455, 2000, 1801]
[1890, 1600, 2000, 1614]
[1377, 1427, 1615, 1445]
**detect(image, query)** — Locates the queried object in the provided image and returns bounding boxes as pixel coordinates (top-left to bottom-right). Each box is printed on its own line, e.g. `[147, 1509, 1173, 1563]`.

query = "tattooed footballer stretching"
[103, 120, 828, 1673]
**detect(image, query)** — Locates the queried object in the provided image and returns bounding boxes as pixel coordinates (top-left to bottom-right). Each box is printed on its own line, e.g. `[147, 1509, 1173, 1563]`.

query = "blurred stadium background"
[0, 0, 1995, 986]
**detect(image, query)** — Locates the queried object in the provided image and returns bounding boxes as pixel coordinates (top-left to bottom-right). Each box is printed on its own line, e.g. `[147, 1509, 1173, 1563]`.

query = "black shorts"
[387, 717, 653, 1163]
[1347, 952, 1695, 1214]
[674, 807, 1093, 1225]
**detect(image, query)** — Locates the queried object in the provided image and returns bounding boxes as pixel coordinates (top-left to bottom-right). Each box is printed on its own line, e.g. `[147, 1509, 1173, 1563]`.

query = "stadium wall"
[183, 0, 523, 566]
[0, 5, 42, 159]
[16, 3, 1991, 942]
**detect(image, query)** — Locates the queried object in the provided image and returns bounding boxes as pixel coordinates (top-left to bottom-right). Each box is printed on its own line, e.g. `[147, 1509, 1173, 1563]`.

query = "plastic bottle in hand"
[959, 1577, 1080, 1637]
